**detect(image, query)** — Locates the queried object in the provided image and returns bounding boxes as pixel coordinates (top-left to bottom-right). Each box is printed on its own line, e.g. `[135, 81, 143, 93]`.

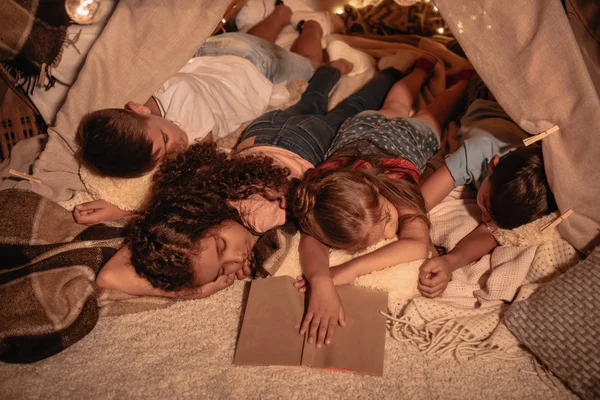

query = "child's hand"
[300, 276, 346, 348]
[73, 200, 136, 225]
[172, 273, 236, 299]
[235, 263, 252, 280]
[418, 256, 451, 298]
[294, 275, 309, 293]
[329, 263, 357, 286]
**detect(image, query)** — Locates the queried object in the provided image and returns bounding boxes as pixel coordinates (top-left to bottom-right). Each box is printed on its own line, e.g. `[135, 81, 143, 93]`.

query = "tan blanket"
[259, 186, 579, 361]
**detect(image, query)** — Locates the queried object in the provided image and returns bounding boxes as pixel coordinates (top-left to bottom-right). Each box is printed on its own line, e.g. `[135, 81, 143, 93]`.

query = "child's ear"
[125, 101, 151, 116]
[488, 155, 500, 174]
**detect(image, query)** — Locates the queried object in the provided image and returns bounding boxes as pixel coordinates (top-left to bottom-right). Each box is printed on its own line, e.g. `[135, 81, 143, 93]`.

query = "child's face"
[190, 220, 258, 286]
[145, 115, 189, 158]
[357, 195, 399, 249]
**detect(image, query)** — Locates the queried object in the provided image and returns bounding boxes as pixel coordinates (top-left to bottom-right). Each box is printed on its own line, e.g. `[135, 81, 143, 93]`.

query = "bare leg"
[290, 20, 324, 70]
[378, 68, 429, 119]
[413, 80, 469, 140]
[247, 5, 292, 43]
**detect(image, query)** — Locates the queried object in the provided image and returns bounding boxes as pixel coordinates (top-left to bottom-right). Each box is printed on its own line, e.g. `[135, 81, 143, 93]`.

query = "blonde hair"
[290, 168, 429, 250]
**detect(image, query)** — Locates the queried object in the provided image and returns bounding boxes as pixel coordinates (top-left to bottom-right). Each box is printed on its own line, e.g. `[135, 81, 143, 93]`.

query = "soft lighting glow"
[65, 0, 99, 24]
[222, 18, 226, 23]
[433, 6, 438, 11]
[335, 7, 344, 15]
[437, 27, 444, 34]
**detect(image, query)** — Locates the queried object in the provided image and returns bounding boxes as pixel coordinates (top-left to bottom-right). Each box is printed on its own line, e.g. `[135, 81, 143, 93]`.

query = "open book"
[234, 276, 389, 376]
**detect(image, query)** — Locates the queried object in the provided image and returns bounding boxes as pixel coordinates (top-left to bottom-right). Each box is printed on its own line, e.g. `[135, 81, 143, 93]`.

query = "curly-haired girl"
[96, 61, 410, 299]
[290, 60, 474, 330]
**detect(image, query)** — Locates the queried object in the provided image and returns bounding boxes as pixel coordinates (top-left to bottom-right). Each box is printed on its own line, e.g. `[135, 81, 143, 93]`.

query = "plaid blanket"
[0, 189, 124, 363]
[342, 0, 447, 36]
[0, 0, 68, 73]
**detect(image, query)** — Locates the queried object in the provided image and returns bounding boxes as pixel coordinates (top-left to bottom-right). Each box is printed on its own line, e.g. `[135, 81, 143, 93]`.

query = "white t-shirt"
[152, 55, 273, 141]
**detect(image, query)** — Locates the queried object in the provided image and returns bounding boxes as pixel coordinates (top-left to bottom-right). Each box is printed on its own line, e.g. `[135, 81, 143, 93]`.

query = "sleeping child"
[72, 4, 330, 225]
[289, 58, 473, 347]
[417, 84, 558, 298]
[96, 60, 412, 298]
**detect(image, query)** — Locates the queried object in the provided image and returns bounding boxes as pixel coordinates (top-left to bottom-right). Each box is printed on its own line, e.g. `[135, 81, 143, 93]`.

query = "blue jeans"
[240, 66, 405, 166]
[194, 33, 314, 84]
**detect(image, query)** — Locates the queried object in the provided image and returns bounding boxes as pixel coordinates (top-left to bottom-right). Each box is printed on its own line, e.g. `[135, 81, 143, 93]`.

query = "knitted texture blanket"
[260, 186, 580, 361]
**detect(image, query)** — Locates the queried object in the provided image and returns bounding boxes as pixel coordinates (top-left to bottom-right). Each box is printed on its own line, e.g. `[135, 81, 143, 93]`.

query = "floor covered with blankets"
[0, 281, 575, 399]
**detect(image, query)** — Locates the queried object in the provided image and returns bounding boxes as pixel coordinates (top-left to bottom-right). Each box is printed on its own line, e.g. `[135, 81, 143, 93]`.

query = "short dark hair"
[75, 108, 158, 178]
[489, 145, 558, 229]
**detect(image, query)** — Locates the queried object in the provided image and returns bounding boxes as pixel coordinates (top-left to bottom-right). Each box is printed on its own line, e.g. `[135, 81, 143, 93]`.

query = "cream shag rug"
[0, 279, 575, 399]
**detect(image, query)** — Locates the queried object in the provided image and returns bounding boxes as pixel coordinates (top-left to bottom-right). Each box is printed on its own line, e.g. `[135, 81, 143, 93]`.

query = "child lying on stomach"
[418, 93, 558, 297]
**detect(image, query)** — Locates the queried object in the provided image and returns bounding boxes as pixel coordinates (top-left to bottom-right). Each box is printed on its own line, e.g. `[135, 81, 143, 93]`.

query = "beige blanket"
[262, 186, 579, 362]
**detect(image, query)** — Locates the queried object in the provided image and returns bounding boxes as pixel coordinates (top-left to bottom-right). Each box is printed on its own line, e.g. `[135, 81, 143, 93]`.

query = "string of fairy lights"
[64, 0, 449, 36]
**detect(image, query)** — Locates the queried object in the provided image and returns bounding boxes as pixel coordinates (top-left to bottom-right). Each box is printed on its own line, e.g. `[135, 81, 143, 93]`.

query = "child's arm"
[419, 164, 455, 211]
[97, 245, 235, 299]
[296, 234, 346, 348]
[329, 218, 431, 286]
[74, 200, 137, 226]
[418, 223, 497, 297]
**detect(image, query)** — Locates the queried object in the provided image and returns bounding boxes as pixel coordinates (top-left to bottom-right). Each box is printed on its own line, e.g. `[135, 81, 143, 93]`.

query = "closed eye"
[160, 130, 168, 147]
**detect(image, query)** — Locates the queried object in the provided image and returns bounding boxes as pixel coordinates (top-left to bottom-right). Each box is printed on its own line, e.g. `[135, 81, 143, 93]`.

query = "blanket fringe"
[384, 311, 480, 357]
[382, 311, 571, 394]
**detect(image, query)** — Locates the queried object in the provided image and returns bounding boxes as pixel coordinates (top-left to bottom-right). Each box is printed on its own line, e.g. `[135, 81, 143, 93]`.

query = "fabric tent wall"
[25, 0, 230, 204]
[436, 0, 600, 253]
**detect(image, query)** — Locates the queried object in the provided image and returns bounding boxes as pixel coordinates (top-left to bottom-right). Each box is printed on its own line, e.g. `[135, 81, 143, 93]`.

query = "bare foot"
[446, 61, 475, 86]
[329, 58, 354, 75]
[274, 4, 292, 25]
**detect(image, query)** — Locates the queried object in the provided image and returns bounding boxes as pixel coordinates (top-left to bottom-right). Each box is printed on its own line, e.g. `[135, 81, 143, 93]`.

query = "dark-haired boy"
[418, 98, 558, 298]
[73, 4, 334, 225]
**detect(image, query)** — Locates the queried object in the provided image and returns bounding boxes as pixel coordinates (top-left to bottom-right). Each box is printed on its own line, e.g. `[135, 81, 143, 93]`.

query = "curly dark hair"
[489, 145, 558, 229]
[128, 142, 292, 291]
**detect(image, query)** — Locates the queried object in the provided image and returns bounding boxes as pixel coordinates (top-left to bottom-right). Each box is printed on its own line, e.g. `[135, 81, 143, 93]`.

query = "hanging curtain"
[436, 0, 600, 253]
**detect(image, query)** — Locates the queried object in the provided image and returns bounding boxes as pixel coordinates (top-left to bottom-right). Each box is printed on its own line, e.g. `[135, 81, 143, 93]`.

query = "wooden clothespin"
[541, 209, 574, 232]
[523, 125, 559, 146]
[8, 169, 42, 184]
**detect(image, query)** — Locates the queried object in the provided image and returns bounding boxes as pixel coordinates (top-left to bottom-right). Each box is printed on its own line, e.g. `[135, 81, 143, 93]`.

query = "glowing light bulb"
[437, 27, 445, 34]
[222, 18, 226, 23]
[65, 0, 99, 24]
[335, 7, 344, 15]
[433, 6, 438, 12]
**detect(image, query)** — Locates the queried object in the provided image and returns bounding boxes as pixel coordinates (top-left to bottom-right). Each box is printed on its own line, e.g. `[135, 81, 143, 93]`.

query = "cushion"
[505, 245, 600, 399]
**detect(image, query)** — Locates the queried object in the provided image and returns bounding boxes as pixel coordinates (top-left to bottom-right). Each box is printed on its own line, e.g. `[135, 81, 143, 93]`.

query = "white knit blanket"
[271, 186, 580, 360]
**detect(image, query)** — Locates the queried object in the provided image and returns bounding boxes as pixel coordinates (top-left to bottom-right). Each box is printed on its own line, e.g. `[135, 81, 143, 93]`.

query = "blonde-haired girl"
[289, 59, 474, 345]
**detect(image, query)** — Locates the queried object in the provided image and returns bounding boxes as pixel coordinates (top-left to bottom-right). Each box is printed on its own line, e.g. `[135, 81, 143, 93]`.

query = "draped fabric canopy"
[25, 0, 599, 253]
[436, 0, 600, 253]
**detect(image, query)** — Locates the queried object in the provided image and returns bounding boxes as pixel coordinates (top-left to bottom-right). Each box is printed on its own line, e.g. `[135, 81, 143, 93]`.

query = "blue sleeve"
[445, 134, 501, 188]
